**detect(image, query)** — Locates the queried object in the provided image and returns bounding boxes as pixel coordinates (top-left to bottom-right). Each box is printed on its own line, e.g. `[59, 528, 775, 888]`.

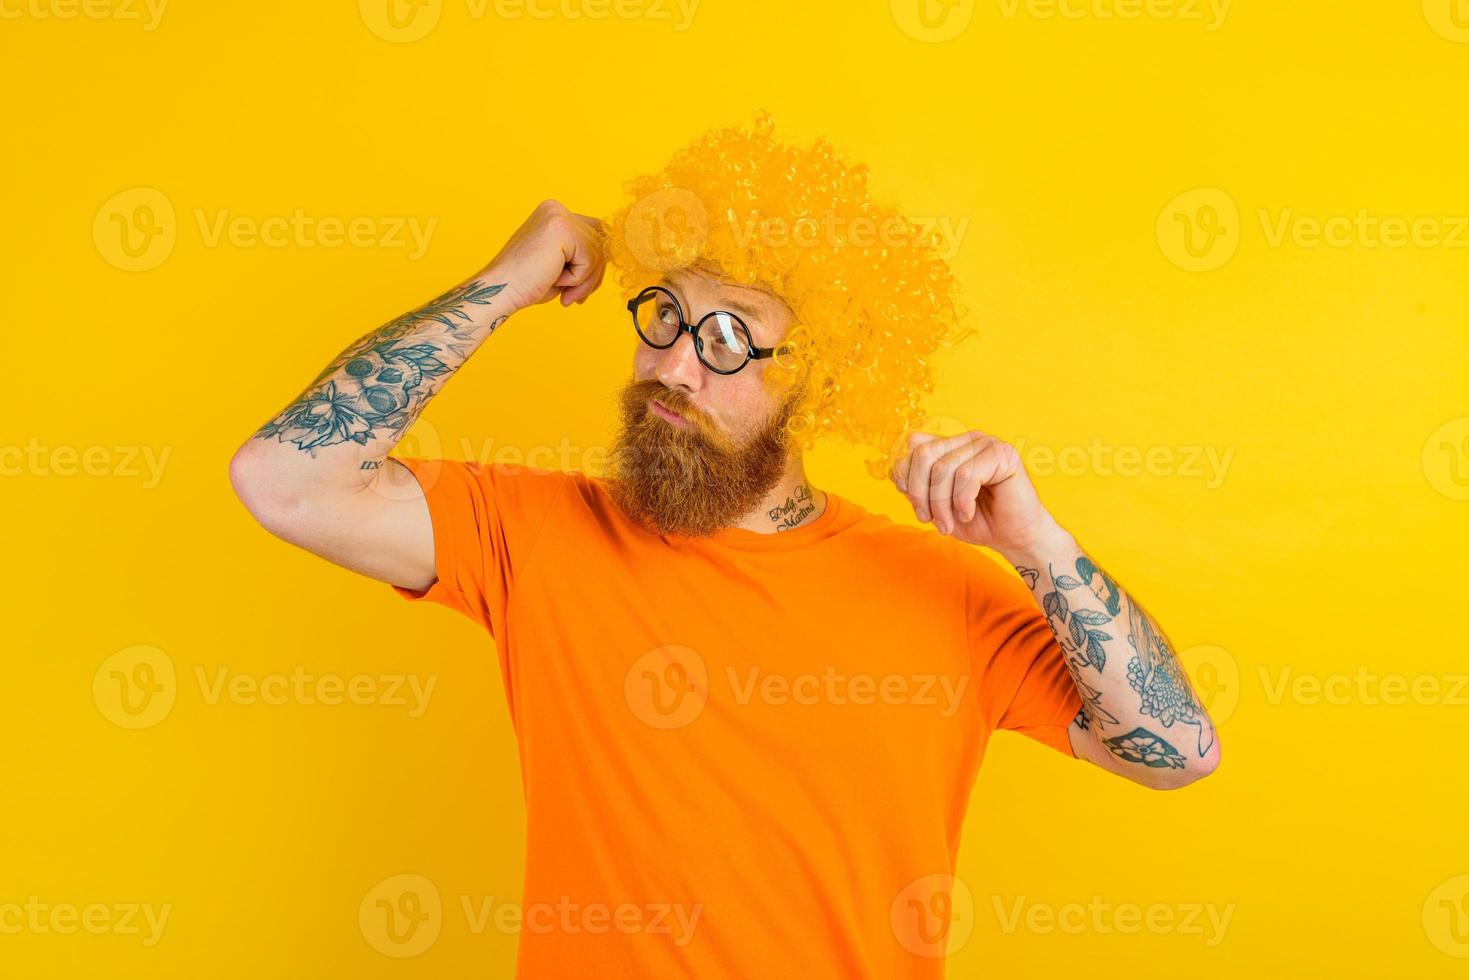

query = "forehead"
[658, 269, 791, 338]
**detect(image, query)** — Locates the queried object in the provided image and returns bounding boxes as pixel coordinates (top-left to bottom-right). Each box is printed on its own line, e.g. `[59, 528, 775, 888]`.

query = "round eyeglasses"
[628, 285, 783, 376]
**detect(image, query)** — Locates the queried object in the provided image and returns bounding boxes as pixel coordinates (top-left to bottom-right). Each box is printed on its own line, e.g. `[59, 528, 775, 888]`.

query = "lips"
[650, 398, 690, 426]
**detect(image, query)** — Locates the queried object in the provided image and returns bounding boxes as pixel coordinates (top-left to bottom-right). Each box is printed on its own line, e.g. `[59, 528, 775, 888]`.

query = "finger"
[928, 439, 985, 534]
[950, 438, 1004, 523]
[891, 431, 937, 503]
[574, 262, 607, 305]
[906, 430, 982, 522]
[554, 221, 604, 288]
[560, 251, 607, 305]
[955, 438, 1022, 522]
[890, 431, 938, 493]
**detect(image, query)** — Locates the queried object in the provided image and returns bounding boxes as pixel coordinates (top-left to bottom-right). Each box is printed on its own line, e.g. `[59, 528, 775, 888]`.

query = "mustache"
[632, 380, 704, 428]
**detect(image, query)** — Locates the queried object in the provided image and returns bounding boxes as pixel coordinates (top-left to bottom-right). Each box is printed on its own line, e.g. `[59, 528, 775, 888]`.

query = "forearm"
[232, 265, 517, 501]
[997, 527, 1221, 788]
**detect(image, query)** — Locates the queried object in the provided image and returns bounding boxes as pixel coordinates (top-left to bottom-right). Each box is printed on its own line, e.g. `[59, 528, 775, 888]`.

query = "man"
[230, 122, 1219, 977]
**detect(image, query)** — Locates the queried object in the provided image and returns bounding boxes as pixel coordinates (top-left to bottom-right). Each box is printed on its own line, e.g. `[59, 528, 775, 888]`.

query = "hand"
[482, 199, 606, 312]
[889, 429, 1066, 556]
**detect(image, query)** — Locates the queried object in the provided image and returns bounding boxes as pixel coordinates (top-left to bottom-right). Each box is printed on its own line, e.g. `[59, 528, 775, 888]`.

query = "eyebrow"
[657, 277, 773, 326]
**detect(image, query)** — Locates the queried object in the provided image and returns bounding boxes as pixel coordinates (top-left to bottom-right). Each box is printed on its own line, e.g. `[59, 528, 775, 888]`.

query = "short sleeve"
[389, 456, 569, 640]
[966, 548, 1083, 757]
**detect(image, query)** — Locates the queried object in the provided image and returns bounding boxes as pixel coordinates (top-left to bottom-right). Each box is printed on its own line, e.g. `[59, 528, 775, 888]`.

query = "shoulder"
[431, 458, 578, 493]
[396, 457, 578, 523]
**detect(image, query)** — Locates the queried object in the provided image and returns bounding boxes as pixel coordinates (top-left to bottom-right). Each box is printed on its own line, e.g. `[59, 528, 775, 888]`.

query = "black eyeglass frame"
[627, 285, 784, 376]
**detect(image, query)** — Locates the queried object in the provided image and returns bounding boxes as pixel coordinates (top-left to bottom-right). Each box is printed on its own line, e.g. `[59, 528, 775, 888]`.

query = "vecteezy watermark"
[624, 646, 971, 730]
[194, 209, 436, 259]
[455, 435, 612, 476]
[887, 416, 1236, 489]
[890, 0, 1227, 42]
[889, 0, 975, 43]
[991, 894, 1235, 946]
[1423, 0, 1469, 43]
[0, 0, 168, 30]
[360, 875, 442, 958]
[0, 439, 171, 488]
[92, 188, 176, 272]
[891, 874, 975, 958]
[624, 645, 710, 730]
[358, 874, 702, 958]
[92, 646, 438, 729]
[1183, 651, 1466, 714]
[621, 187, 709, 273]
[727, 209, 971, 262]
[621, 187, 969, 267]
[1423, 873, 1469, 957]
[726, 667, 970, 717]
[93, 187, 438, 272]
[193, 666, 436, 717]
[1257, 666, 1469, 707]
[460, 895, 703, 947]
[0, 898, 172, 946]
[1156, 188, 1240, 272]
[1158, 187, 1469, 271]
[93, 646, 176, 730]
[1257, 209, 1469, 250]
[1178, 644, 1239, 725]
[995, 0, 1230, 30]
[1423, 417, 1469, 501]
[1010, 436, 1236, 488]
[357, 0, 700, 42]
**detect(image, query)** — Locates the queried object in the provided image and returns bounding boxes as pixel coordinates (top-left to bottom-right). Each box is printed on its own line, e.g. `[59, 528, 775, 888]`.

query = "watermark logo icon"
[1423, 874, 1469, 957]
[94, 188, 176, 272]
[1178, 644, 1239, 725]
[625, 645, 708, 729]
[360, 0, 442, 41]
[376, 416, 445, 500]
[360, 874, 442, 957]
[1423, 417, 1469, 500]
[1424, 0, 1469, 42]
[1157, 188, 1239, 272]
[891, 873, 975, 958]
[93, 645, 176, 729]
[623, 188, 708, 272]
[891, 0, 974, 42]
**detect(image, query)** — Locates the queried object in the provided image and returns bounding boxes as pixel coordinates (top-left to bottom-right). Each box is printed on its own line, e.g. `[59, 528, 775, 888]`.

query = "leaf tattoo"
[1044, 557, 1115, 673]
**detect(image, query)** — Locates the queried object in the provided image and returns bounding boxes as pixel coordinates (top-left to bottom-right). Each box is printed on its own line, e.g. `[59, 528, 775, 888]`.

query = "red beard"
[605, 377, 798, 538]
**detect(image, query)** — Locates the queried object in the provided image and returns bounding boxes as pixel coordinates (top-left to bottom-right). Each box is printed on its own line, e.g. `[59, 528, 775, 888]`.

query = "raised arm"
[891, 429, 1222, 790]
[228, 200, 606, 591]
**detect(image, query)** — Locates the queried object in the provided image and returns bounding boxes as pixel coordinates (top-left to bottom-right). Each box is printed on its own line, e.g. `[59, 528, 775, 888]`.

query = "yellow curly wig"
[601, 110, 974, 481]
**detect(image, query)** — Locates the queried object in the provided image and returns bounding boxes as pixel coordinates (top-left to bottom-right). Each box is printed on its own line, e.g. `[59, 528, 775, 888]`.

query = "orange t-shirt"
[392, 456, 1081, 978]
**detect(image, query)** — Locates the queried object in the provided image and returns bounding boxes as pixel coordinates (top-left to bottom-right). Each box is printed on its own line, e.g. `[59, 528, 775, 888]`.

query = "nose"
[654, 326, 706, 392]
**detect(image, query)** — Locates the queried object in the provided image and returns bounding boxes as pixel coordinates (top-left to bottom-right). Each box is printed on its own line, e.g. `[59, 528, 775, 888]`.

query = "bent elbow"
[1155, 738, 1221, 791]
[228, 441, 304, 536]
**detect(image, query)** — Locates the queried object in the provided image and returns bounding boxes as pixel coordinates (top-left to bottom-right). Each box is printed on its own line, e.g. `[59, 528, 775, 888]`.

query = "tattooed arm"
[891, 429, 1221, 790]
[1004, 530, 1220, 789]
[228, 200, 606, 591]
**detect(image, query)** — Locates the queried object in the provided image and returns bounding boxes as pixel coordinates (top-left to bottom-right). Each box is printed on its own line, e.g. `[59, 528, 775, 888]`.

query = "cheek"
[632, 344, 657, 378]
[723, 380, 775, 434]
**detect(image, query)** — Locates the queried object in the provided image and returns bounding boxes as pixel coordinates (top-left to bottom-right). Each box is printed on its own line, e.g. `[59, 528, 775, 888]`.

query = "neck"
[731, 459, 827, 534]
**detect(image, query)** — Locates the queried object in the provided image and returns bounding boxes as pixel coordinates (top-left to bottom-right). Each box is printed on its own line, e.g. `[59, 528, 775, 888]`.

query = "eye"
[657, 302, 679, 325]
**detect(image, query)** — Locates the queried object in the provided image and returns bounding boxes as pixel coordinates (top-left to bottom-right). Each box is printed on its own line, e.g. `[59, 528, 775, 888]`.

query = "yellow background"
[4, 0, 1467, 976]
